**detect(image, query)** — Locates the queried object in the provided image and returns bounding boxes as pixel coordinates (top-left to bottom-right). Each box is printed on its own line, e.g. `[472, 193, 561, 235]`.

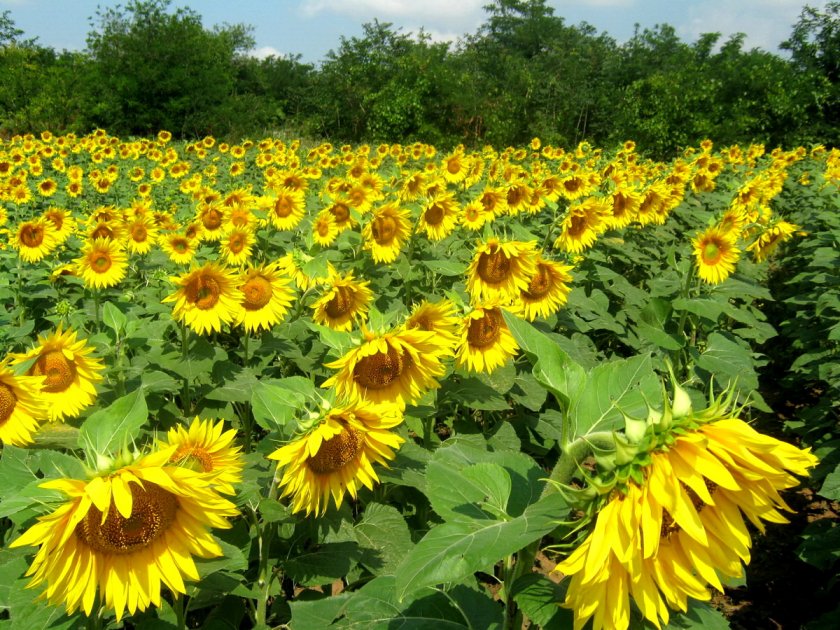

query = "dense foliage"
[1, 1, 840, 155]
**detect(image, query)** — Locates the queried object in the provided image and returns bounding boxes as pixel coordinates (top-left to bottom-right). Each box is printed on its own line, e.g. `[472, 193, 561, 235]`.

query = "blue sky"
[0, 0, 827, 63]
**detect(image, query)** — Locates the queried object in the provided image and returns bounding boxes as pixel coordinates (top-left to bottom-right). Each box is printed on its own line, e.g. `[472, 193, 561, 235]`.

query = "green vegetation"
[1, 0, 839, 154]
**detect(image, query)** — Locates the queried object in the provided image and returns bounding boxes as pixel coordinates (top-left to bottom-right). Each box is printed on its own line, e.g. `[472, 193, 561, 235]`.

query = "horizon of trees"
[1, 0, 838, 156]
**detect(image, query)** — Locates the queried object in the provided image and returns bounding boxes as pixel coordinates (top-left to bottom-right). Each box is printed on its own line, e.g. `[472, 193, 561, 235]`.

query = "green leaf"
[289, 593, 351, 629]
[694, 332, 758, 392]
[660, 600, 730, 628]
[439, 375, 510, 411]
[251, 378, 316, 437]
[78, 389, 148, 454]
[426, 458, 512, 523]
[336, 575, 502, 629]
[283, 541, 362, 587]
[672, 297, 726, 322]
[102, 300, 127, 335]
[819, 463, 840, 500]
[394, 492, 568, 600]
[503, 311, 586, 412]
[355, 503, 414, 576]
[511, 573, 572, 629]
[568, 354, 660, 442]
[422, 260, 465, 276]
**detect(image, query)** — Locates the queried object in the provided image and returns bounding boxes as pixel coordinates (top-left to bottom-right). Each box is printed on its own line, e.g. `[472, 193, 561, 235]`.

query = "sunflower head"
[163, 263, 244, 335]
[268, 399, 405, 516]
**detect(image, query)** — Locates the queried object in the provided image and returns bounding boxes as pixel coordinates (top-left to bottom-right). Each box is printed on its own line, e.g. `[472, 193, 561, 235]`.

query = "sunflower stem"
[180, 322, 192, 415]
[674, 260, 696, 379]
[93, 289, 101, 333]
[544, 432, 617, 498]
[16, 256, 25, 326]
[243, 331, 250, 365]
[254, 464, 283, 627]
[173, 594, 187, 630]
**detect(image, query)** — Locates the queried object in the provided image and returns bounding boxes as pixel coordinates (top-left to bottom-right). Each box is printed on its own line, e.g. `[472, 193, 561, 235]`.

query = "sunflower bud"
[672, 381, 693, 418]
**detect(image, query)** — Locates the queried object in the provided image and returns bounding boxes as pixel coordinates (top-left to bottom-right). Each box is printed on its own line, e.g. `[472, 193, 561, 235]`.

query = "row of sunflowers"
[0, 129, 835, 629]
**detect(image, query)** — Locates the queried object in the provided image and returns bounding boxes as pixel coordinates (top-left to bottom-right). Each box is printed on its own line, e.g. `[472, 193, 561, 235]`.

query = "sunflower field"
[0, 130, 838, 629]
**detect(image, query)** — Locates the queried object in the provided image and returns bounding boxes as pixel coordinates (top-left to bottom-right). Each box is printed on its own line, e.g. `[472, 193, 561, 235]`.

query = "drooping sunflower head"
[76, 238, 128, 289]
[692, 225, 740, 284]
[10, 450, 238, 620]
[12, 326, 104, 422]
[516, 256, 574, 321]
[553, 383, 819, 630]
[163, 263, 244, 335]
[456, 303, 519, 374]
[323, 328, 448, 408]
[466, 238, 538, 304]
[235, 262, 295, 333]
[268, 399, 405, 516]
[746, 220, 798, 262]
[311, 271, 373, 332]
[0, 359, 48, 446]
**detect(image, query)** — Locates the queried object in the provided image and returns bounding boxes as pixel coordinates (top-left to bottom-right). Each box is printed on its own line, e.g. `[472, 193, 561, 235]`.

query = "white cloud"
[679, 0, 826, 51]
[301, 0, 484, 20]
[249, 45, 284, 59]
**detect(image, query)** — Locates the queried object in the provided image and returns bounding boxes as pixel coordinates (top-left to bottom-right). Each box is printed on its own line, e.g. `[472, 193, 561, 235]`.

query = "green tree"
[85, 0, 254, 136]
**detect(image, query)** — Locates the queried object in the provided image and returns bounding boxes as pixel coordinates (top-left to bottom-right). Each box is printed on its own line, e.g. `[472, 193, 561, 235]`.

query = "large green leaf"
[250, 377, 316, 437]
[568, 354, 660, 441]
[503, 311, 586, 412]
[355, 503, 414, 576]
[77, 389, 148, 454]
[283, 541, 362, 587]
[394, 492, 568, 600]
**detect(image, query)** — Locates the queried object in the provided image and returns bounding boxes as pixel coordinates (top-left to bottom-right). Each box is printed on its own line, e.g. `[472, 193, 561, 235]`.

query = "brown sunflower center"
[31, 350, 77, 393]
[20, 224, 45, 248]
[0, 383, 17, 423]
[409, 316, 433, 332]
[567, 214, 587, 238]
[330, 203, 350, 224]
[307, 427, 362, 474]
[371, 215, 398, 244]
[172, 238, 189, 254]
[424, 203, 445, 226]
[274, 196, 294, 218]
[325, 286, 355, 318]
[563, 177, 583, 193]
[476, 247, 511, 284]
[202, 208, 223, 230]
[523, 265, 552, 299]
[467, 309, 503, 348]
[242, 275, 273, 310]
[228, 234, 245, 254]
[612, 193, 629, 217]
[46, 212, 64, 230]
[171, 446, 214, 472]
[91, 225, 113, 240]
[130, 224, 148, 242]
[317, 219, 332, 237]
[75, 481, 178, 555]
[187, 275, 222, 310]
[92, 253, 112, 273]
[353, 345, 407, 390]
[507, 186, 527, 206]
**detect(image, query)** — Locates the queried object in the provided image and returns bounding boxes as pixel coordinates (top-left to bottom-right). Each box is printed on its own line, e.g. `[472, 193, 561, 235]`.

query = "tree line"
[1, 0, 838, 156]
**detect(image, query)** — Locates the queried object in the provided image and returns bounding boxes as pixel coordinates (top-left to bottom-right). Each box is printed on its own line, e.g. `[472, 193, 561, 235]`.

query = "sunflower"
[442, 149, 469, 184]
[517, 257, 574, 321]
[12, 218, 58, 263]
[219, 226, 255, 266]
[554, 400, 818, 630]
[326, 197, 357, 232]
[196, 204, 226, 241]
[461, 200, 490, 231]
[42, 207, 76, 244]
[323, 328, 447, 408]
[161, 418, 244, 495]
[269, 399, 404, 516]
[161, 233, 197, 265]
[418, 192, 460, 241]
[163, 263, 243, 335]
[266, 186, 306, 230]
[466, 238, 537, 304]
[456, 304, 519, 374]
[235, 263, 295, 333]
[362, 202, 412, 263]
[12, 326, 104, 422]
[311, 272, 373, 332]
[0, 359, 48, 446]
[124, 215, 159, 255]
[608, 186, 642, 230]
[75, 238, 128, 289]
[692, 226, 740, 285]
[746, 220, 798, 262]
[553, 197, 610, 254]
[404, 298, 460, 352]
[10, 449, 238, 621]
